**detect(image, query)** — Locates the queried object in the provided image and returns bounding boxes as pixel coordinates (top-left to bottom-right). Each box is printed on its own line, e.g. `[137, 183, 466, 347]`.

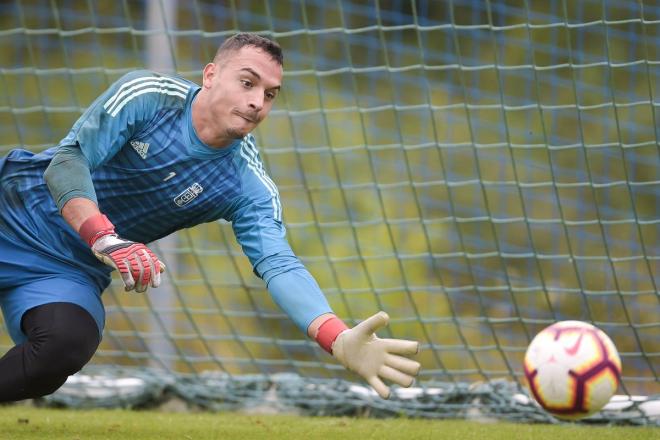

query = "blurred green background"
[0, 0, 658, 397]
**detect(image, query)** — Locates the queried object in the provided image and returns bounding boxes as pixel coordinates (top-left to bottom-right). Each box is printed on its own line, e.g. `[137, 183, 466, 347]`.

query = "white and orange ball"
[524, 320, 622, 420]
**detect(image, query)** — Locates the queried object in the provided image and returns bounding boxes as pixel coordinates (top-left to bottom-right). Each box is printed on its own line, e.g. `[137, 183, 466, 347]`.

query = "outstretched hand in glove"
[315, 311, 421, 399]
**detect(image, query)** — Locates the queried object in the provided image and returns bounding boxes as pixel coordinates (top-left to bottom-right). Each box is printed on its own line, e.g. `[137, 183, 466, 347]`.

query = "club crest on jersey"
[174, 183, 203, 207]
[130, 140, 150, 159]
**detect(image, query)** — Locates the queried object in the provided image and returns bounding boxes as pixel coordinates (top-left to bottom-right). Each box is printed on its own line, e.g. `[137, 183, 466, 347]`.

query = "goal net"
[0, 0, 657, 424]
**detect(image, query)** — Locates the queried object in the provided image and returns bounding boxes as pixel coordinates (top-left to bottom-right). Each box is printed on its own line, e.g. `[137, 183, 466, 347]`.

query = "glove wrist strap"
[79, 214, 115, 246]
[315, 316, 349, 354]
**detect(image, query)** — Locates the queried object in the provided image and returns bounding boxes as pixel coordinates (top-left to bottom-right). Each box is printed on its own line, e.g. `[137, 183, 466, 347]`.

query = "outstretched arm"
[231, 141, 421, 398]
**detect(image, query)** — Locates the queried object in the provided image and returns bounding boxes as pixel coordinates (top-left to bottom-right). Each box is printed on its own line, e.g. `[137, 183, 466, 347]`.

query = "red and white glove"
[316, 312, 421, 399]
[79, 214, 165, 293]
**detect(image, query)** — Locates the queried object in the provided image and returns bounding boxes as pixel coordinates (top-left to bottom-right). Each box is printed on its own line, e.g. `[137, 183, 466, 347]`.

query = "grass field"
[0, 406, 656, 440]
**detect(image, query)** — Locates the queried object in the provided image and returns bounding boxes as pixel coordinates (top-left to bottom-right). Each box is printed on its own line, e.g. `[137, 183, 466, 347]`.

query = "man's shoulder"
[102, 70, 199, 117]
[115, 69, 198, 89]
[236, 135, 280, 193]
[236, 134, 266, 168]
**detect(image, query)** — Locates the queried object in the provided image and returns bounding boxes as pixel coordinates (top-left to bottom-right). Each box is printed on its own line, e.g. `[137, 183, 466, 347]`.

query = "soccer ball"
[523, 320, 622, 420]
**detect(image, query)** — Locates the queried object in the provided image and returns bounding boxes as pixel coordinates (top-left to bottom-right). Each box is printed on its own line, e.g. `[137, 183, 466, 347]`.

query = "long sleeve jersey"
[0, 70, 331, 332]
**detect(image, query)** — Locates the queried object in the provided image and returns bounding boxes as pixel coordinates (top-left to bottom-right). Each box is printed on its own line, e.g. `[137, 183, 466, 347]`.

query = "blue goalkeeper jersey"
[0, 70, 331, 332]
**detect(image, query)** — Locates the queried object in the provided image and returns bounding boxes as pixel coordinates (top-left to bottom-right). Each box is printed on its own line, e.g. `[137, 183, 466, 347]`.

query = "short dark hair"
[213, 33, 283, 66]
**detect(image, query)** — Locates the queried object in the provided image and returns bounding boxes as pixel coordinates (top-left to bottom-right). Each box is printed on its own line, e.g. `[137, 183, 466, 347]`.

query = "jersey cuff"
[315, 317, 349, 353]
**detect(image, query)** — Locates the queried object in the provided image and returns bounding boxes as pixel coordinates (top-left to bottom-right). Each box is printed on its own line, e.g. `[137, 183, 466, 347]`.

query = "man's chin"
[225, 128, 250, 139]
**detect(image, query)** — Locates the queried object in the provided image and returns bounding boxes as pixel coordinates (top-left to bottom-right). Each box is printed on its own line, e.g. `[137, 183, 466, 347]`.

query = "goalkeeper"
[0, 33, 420, 402]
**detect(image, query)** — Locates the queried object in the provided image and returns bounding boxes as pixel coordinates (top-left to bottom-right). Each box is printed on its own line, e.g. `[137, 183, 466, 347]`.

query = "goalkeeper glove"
[79, 214, 165, 293]
[316, 312, 420, 399]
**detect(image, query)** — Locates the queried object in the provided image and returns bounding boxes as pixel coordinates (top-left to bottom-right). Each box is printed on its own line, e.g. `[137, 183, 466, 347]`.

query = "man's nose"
[247, 90, 264, 113]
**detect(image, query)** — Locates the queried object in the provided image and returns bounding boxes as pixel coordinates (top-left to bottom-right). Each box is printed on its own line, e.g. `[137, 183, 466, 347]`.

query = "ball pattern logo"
[523, 320, 622, 420]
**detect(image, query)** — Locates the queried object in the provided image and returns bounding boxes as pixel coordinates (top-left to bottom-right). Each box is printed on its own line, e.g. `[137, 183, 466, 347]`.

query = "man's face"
[201, 46, 282, 141]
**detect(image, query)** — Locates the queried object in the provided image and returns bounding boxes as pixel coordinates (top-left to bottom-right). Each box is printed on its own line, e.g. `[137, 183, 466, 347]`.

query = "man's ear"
[202, 63, 216, 89]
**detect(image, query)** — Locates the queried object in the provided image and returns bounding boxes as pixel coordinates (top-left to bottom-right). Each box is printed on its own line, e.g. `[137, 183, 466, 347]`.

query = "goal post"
[0, 0, 658, 424]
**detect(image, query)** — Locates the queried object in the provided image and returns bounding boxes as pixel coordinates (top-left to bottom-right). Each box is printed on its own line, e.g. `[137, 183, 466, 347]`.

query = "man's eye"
[241, 80, 252, 88]
[266, 92, 276, 100]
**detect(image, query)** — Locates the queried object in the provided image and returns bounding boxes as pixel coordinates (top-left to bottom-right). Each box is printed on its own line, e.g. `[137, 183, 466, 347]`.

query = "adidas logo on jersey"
[130, 140, 150, 159]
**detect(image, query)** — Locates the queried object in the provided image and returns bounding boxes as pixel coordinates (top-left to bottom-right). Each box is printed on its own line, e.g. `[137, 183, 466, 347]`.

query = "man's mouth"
[235, 111, 257, 123]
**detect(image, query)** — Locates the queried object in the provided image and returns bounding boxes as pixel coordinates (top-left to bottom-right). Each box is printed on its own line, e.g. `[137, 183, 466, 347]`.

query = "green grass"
[0, 406, 656, 440]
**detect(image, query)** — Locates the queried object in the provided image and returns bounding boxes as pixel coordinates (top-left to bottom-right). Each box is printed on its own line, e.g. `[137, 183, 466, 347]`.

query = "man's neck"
[191, 95, 234, 149]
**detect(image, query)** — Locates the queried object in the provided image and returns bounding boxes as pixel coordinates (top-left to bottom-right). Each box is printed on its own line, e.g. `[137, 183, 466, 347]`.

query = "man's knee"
[32, 326, 99, 377]
[0, 302, 100, 402]
[23, 303, 100, 386]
